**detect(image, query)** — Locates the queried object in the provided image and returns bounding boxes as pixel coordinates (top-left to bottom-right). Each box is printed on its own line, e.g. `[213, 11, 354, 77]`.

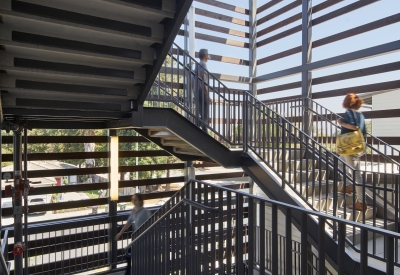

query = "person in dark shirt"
[115, 193, 151, 275]
[194, 49, 211, 132]
[337, 93, 367, 212]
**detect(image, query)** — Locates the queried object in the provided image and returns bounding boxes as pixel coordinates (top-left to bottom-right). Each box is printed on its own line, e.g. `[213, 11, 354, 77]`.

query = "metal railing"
[146, 43, 360, 218]
[265, 98, 400, 174]
[144, 43, 400, 266]
[0, 210, 160, 275]
[127, 180, 400, 274]
[147, 44, 244, 146]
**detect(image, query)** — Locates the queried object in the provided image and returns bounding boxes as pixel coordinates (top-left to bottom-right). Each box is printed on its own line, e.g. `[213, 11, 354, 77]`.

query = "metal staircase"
[0, 0, 192, 128]
[138, 42, 400, 273]
[126, 179, 400, 275]
[265, 98, 400, 174]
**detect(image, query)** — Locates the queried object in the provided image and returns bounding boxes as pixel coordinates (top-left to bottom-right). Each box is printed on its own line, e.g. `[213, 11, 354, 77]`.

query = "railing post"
[108, 130, 118, 270]
[13, 126, 23, 275]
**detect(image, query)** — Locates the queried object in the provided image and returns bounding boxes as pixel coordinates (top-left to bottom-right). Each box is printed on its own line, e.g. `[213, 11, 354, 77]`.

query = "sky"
[174, 0, 400, 113]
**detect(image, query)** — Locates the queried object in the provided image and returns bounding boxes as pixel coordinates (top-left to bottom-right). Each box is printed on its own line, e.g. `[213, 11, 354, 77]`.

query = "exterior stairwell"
[263, 98, 399, 229]
[128, 43, 399, 274]
[0, 0, 193, 128]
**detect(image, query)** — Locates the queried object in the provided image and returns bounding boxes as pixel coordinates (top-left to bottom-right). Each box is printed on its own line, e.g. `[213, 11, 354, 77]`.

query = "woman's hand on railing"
[115, 233, 122, 241]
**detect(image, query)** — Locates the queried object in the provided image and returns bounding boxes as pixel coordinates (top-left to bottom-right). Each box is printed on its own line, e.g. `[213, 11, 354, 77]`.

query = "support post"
[184, 161, 195, 182]
[249, 0, 257, 96]
[23, 128, 29, 275]
[184, 5, 195, 117]
[248, 0, 257, 175]
[187, 5, 195, 58]
[301, 0, 313, 137]
[13, 127, 23, 275]
[108, 129, 118, 270]
[0, 130, 2, 230]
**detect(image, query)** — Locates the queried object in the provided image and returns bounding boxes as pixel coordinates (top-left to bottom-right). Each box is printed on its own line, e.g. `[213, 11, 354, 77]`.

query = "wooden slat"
[195, 8, 249, 26]
[257, 0, 283, 15]
[196, 172, 246, 180]
[195, 0, 249, 15]
[257, 24, 301, 48]
[1, 136, 148, 144]
[262, 95, 300, 104]
[257, 46, 301, 66]
[197, 52, 249, 66]
[313, 80, 400, 100]
[313, 0, 378, 26]
[119, 163, 184, 172]
[1, 163, 185, 179]
[257, 0, 378, 47]
[171, 46, 249, 65]
[195, 21, 249, 38]
[1, 150, 171, 162]
[257, 0, 300, 26]
[257, 6, 302, 35]
[119, 176, 185, 188]
[258, 7, 394, 61]
[313, 61, 400, 85]
[195, 32, 250, 48]
[258, 81, 301, 95]
[257, 61, 400, 94]
[313, 13, 400, 48]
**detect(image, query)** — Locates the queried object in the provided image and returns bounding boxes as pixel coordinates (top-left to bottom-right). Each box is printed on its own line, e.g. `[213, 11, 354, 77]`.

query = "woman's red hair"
[342, 93, 363, 110]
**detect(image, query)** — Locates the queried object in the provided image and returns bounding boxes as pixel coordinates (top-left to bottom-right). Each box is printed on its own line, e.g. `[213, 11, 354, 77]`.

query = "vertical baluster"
[271, 205, 278, 275]
[337, 222, 346, 275]
[386, 236, 395, 275]
[247, 198, 254, 275]
[226, 192, 233, 274]
[360, 228, 368, 274]
[285, 208, 292, 275]
[318, 217, 326, 275]
[236, 195, 244, 275]
[218, 189, 224, 275]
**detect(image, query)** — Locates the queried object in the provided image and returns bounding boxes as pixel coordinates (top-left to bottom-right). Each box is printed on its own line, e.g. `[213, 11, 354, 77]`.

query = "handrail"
[144, 43, 400, 267]
[127, 179, 400, 274]
[193, 180, 399, 237]
[292, 103, 400, 169]
[147, 42, 359, 208]
[124, 198, 218, 251]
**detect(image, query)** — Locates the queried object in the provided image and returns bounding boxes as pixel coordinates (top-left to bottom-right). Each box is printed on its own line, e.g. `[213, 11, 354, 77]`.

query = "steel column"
[188, 5, 195, 58]
[108, 129, 118, 270]
[0, 130, 2, 229]
[184, 161, 195, 182]
[249, 0, 257, 96]
[23, 128, 29, 275]
[13, 127, 23, 275]
[301, 0, 313, 136]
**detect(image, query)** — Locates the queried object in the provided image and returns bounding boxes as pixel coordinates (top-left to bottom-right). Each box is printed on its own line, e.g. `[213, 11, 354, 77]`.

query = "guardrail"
[265, 98, 400, 174]
[145, 42, 400, 268]
[128, 180, 400, 274]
